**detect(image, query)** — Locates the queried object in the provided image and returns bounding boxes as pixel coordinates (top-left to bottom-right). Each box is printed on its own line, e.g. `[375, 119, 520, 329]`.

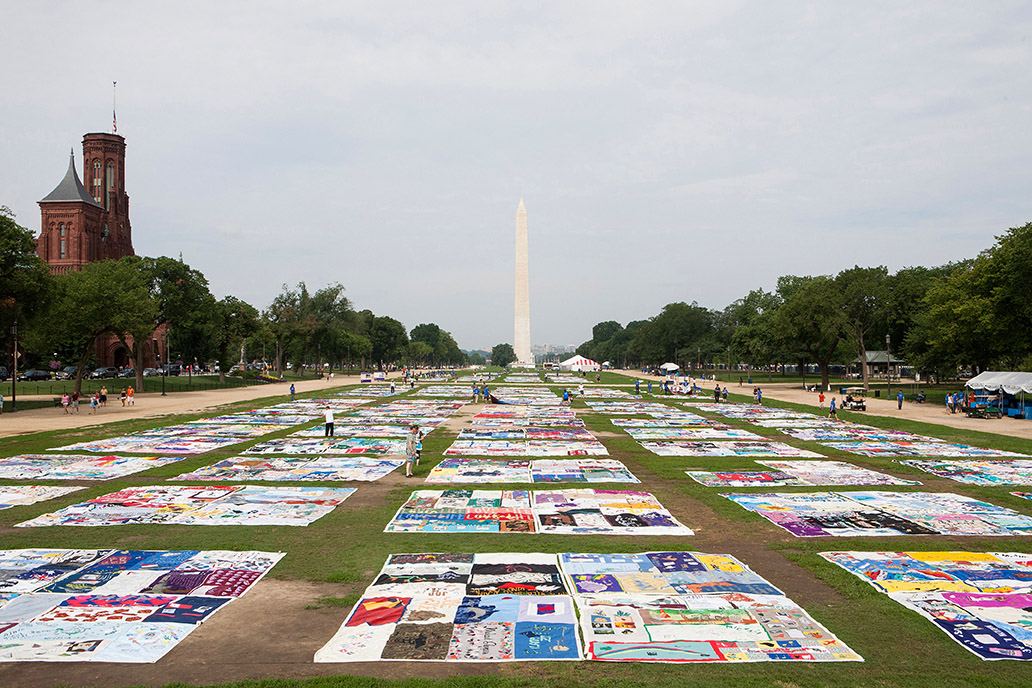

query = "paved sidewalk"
[0, 373, 401, 439]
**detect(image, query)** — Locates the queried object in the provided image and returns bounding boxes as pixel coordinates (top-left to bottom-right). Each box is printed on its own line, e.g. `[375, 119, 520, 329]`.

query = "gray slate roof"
[39, 151, 103, 207]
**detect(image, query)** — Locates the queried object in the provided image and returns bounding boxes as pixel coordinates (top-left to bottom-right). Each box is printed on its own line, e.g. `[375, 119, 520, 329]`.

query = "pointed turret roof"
[39, 150, 102, 207]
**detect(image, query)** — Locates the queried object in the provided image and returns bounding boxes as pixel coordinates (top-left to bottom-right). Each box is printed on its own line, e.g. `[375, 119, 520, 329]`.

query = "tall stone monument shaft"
[514, 199, 533, 365]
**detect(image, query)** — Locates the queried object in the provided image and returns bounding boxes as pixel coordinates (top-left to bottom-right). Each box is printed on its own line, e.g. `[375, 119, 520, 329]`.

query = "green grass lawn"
[3, 382, 1032, 686]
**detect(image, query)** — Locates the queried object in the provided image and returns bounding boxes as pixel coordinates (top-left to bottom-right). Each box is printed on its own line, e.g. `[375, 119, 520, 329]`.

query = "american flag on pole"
[112, 81, 117, 133]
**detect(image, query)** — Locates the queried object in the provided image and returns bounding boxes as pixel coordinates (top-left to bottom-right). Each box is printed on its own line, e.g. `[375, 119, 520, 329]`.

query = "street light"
[161, 332, 167, 396]
[886, 333, 892, 399]
[9, 321, 18, 412]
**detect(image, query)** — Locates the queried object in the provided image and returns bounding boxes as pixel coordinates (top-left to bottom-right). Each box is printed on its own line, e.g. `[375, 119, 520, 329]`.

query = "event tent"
[559, 355, 601, 372]
[966, 371, 1032, 418]
[966, 371, 1032, 394]
[660, 362, 680, 372]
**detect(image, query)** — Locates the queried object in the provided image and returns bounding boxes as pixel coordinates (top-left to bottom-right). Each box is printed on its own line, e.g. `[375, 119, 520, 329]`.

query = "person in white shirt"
[324, 409, 334, 437]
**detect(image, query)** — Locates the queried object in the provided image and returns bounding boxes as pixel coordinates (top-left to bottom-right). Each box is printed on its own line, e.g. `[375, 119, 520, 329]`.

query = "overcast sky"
[3, 2, 1030, 350]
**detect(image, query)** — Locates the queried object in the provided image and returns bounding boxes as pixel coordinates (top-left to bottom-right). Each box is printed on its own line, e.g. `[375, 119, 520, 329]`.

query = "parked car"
[54, 365, 81, 380]
[143, 368, 161, 377]
[0, 366, 8, 381]
[162, 364, 182, 376]
[90, 367, 118, 379]
[117, 368, 135, 378]
[17, 369, 50, 382]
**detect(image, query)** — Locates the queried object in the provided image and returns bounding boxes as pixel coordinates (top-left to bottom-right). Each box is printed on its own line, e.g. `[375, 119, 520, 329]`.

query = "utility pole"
[9, 321, 18, 412]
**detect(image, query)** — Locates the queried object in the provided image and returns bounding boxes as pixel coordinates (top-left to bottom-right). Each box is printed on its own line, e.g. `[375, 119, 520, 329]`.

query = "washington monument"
[514, 199, 533, 366]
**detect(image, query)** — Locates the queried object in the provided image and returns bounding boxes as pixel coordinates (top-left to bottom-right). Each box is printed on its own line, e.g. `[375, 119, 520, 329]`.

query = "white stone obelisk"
[514, 199, 533, 366]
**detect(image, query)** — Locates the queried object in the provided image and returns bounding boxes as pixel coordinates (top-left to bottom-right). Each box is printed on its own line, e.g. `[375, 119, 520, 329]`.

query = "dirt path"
[613, 371, 1032, 440]
[0, 374, 406, 439]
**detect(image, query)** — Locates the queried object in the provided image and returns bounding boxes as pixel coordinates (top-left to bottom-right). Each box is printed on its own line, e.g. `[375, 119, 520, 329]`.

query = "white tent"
[559, 355, 601, 372]
[966, 371, 1032, 395]
[660, 362, 680, 371]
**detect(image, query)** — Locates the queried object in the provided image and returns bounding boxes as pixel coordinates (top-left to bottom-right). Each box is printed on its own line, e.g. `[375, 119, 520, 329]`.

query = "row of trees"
[0, 207, 468, 394]
[578, 221, 1032, 388]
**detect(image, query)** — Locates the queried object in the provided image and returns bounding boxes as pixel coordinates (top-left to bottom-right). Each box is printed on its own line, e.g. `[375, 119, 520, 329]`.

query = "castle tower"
[81, 132, 134, 260]
[37, 134, 135, 274]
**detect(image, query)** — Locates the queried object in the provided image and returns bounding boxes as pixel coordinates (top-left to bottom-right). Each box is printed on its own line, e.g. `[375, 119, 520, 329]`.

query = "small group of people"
[712, 384, 728, 402]
[61, 387, 117, 414]
[119, 387, 135, 406]
[470, 384, 491, 403]
[945, 391, 977, 414]
[752, 387, 763, 404]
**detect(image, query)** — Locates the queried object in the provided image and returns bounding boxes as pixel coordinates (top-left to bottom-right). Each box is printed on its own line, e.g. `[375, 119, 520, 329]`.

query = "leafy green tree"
[116, 256, 214, 390]
[773, 275, 845, 389]
[44, 259, 156, 394]
[491, 343, 516, 368]
[209, 296, 260, 382]
[836, 265, 889, 390]
[468, 352, 486, 366]
[369, 316, 409, 367]
[0, 206, 53, 366]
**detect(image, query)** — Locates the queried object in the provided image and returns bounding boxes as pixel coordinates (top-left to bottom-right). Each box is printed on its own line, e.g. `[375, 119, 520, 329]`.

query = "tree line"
[0, 207, 467, 393]
[577, 221, 1032, 388]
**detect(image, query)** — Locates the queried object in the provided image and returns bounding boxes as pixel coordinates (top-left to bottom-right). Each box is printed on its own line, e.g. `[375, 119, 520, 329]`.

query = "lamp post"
[160, 332, 167, 396]
[9, 321, 18, 412]
[886, 333, 892, 399]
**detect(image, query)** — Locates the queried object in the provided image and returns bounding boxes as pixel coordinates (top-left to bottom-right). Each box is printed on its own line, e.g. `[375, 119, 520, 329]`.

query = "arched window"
[59, 223, 66, 238]
[105, 161, 114, 210]
[93, 161, 102, 203]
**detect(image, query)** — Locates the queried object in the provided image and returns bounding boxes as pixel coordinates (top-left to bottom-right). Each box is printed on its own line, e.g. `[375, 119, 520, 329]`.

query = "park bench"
[52, 397, 63, 407]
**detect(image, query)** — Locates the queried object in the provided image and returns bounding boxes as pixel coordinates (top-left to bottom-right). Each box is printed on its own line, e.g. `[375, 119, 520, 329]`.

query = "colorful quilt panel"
[172, 456, 403, 482]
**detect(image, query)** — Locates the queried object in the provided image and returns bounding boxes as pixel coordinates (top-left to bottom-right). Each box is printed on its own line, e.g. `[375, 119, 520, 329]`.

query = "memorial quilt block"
[821, 441, 1028, 458]
[424, 459, 639, 484]
[0, 548, 281, 662]
[560, 552, 861, 663]
[0, 454, 187, 481]
[822, 551, 1032, 661]
[16, 485, 356, 527]
[0, 486, 83, 509]
[315, 553, 581, 663]
[624, 427, 764, 441]
[52, 436, 240, 455]
[753, 460, 920, 486]
[641, 441, 823, 458]
[901, 460, 1032, 486]
[723, 491, 1032, 537]
[172, 456, 403, 482]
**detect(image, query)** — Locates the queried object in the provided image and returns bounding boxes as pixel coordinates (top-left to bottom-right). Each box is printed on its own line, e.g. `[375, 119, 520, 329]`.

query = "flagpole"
[113, 81, 117, 133]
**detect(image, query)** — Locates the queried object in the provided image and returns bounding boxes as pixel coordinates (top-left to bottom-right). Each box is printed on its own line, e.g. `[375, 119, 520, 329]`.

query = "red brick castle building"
[37, 133, 135, 272]
[36, 133, 164, 368]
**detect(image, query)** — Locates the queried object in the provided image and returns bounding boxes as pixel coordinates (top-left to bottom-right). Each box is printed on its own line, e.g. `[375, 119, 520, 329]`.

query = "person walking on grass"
[289, 383, 295, 402]
[324, 408, 334, 437]
[405, 424, 420, 477]
[756, 388, 763, 405]
[828, 397, 838, 419]
[635, 379, 640, 395]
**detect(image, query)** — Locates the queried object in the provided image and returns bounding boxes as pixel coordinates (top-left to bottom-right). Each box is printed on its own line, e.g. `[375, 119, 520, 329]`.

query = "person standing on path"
[405, 424, 420, 477]
[88, 394, 98, 415]
[62, 393, 70, 414]
[324, 408, 335, 437]
[99, 386, 107, 407]
[828, 397, 838, 419]
[70, 391, 80, 414]
[127, 387, 135, 406]
[897, 390, 905, 410]
[290, 384, 295, 402]
[119, 388, 127, 406]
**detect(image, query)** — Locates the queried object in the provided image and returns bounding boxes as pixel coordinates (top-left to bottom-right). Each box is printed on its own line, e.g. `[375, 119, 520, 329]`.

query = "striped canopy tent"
[559, 355, 601, 372]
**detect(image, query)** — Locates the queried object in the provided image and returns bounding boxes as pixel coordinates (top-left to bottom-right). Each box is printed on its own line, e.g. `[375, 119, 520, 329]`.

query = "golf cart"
[842, 387, 867, 411]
